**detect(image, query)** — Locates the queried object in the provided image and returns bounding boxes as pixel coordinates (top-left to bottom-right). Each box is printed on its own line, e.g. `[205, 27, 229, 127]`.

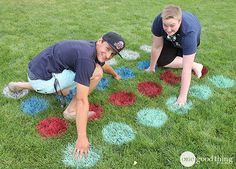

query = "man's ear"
[97, 38, 103, 44]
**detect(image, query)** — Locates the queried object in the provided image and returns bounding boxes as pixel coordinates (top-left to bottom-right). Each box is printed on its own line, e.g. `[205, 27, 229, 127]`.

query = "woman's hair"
[161, 4, 182, 21]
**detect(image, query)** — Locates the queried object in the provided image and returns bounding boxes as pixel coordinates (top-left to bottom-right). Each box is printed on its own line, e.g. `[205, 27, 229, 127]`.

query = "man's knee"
[91, 64, 103, 80]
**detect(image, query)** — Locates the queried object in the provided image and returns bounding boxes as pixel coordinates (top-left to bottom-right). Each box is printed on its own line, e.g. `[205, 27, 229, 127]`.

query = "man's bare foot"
[193, 63, 203, 78]
[8, 82, 23, 92]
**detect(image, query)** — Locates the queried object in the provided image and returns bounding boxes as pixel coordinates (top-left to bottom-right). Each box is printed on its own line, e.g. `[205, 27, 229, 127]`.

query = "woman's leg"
[164, 56, 183, 68]
[192, 62, 203, 78]
[156, 40, 203, 78]
[164, 56, 203, 78]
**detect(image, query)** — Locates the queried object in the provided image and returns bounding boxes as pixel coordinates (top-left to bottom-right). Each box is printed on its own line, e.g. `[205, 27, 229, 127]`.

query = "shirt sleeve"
[151, 14, 164, 37]
[74, 59, 95, 87]
[182, 32, 198, 55]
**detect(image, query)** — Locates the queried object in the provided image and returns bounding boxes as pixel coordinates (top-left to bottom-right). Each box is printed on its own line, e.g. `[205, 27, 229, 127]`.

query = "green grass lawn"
[0, 0, 235, 168]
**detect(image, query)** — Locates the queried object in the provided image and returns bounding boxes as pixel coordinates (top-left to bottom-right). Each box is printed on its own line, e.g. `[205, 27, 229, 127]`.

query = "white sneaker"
[3, 83, 28, 99]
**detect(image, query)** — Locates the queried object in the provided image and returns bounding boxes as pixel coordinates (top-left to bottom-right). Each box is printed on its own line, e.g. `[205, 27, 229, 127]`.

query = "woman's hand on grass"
[145, 66, 155, 73]
[73, 136, 89, 159]
[176, 95, 187, 106]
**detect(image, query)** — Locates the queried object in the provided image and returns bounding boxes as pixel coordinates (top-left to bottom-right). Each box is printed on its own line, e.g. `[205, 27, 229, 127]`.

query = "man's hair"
[161, 4, 182, 21]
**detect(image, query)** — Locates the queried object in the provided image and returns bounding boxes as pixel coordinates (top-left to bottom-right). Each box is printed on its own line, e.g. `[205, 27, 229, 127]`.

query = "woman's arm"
[177, 54, 196, 105]
[149, 35, 164, 72]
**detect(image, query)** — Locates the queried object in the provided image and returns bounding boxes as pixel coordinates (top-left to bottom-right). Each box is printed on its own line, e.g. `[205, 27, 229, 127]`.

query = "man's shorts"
[28, 69, 76, 94]
[157, 39, 183, 67]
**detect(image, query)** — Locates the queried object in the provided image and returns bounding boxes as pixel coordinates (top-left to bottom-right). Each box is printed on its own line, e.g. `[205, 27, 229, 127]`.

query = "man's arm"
[73, 83, 90, 159]
[149, 35, 164, 72]
[177, 54, 196, 105]
[102, 64, 121, 80]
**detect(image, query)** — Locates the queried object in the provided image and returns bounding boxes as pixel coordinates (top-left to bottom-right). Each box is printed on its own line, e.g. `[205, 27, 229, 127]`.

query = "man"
[148, 4, 203, 106]
[7, 32, 125, 158]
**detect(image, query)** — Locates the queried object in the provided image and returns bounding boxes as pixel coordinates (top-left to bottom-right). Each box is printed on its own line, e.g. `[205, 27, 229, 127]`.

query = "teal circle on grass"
[189, 85, 212, 100]
[208, 75, 234, 88]
[137, 108, 168, 128]
[166, 96, 193, 115]
[102, 122, 135, 145]
[63, 143, 102, 168]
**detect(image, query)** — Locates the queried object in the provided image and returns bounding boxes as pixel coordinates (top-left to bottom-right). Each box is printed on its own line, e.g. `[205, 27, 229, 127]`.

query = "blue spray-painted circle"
[137, 60, 158, 71]
[56, 87, 76, 104]
[189, 85, 212, 100]
[96, 78, 109, 91]
[102, 122, 135, 145]
[21, 96, 48, 116]
[166, 96, 193, 115]
[208, 75, 234, 88]
[137, 108, 168, 128]
[115, 67, 135, 80]
[137, 60, 150, 70]
[63, 143, 102, 168]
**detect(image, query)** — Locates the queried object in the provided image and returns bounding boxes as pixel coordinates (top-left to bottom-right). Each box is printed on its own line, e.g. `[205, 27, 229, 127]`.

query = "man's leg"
[59, 88, 70, 96]
[89, 64, 103, 93]
[63, 64, 103, 120]
[8, 82, 34, 92]
[8, 80, 70, 95]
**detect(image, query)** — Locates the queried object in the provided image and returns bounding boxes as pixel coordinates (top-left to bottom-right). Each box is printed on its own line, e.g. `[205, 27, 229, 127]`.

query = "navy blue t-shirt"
[28, 40, 103, 87]
[152, 11, 201, 55]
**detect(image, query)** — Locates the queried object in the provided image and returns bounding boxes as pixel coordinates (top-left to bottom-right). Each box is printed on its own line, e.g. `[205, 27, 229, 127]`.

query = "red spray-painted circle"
[138, 81, 163, 97]
[88, 103, 103, 121]
[36, 117, 68, 138]
[108, 91, 136, 106]
[160, 70, 181, 85]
